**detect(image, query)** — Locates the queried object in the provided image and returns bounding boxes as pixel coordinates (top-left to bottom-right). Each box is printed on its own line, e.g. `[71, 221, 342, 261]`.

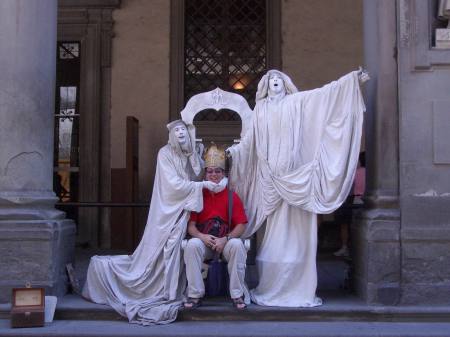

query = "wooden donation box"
[11, 287, 45, 328]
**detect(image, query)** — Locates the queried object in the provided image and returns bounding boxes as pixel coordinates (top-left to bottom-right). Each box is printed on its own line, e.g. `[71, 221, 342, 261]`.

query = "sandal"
[231, 296, 247, 310]
[183, 297, 202, 309]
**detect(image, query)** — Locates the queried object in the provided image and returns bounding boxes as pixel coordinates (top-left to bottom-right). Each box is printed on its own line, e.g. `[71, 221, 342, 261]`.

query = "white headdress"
[255, 69, 299, 101]
[166, 119, 202, 176]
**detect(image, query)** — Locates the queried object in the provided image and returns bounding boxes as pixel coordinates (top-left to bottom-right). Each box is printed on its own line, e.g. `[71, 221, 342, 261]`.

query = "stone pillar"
[0, 0, 75, 302]
[352, 0, 401, 305]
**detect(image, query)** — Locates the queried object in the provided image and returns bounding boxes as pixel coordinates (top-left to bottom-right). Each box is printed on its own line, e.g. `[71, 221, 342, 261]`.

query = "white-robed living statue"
[228, 69, 368, 307]
[82, 120, 224, 324]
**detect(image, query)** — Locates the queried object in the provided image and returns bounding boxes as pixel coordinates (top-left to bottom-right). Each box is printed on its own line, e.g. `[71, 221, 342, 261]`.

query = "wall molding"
[405, 0, 450, 70]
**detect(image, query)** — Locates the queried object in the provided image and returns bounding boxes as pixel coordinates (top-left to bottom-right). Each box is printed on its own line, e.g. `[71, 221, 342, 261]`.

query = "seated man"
[184, 144, 249, 310]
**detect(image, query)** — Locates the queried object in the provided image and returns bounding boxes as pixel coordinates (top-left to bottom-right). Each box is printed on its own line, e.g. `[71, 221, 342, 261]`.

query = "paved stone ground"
[1, 320, 450, 337]
[2, 249, 447, 336]
[2, 293, 450, 336]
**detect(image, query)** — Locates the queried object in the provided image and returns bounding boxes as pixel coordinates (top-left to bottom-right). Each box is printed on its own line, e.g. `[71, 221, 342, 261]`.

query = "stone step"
[2, 293, 450, 323]
[2, 320, 450, 337]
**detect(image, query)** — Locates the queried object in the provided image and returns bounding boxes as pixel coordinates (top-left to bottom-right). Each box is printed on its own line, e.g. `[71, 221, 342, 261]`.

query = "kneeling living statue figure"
[82, 120, 224, 325]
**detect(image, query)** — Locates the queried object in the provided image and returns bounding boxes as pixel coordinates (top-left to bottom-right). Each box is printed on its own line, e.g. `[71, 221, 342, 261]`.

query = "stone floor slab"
[1, 320, 450, 337]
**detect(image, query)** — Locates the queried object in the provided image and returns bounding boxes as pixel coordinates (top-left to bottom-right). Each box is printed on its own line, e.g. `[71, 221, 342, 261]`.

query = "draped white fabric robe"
[82, 131, 203, 324]
[229, 71, 365, 307]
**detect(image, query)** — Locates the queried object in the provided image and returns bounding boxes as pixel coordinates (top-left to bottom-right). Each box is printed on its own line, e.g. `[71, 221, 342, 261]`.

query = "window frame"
[169, 0, 281, 120]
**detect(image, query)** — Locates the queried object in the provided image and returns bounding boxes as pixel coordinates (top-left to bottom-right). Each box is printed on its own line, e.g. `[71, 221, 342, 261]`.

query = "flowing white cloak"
[82, 144, 203, 324]
[229, 71, 365, 307]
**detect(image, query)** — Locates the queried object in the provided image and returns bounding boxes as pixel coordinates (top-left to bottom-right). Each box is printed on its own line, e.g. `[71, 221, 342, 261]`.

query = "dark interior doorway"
[53, 41, 81, 225]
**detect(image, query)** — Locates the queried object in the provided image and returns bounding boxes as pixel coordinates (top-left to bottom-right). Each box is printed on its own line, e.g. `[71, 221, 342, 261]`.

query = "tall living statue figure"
[228, 69, 369, 307]
[82, 120, 224, 324]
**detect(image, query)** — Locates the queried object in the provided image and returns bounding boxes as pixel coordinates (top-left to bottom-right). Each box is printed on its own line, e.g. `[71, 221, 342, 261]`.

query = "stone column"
[0, 0, 75, 302]
[351, 0, 401, 305]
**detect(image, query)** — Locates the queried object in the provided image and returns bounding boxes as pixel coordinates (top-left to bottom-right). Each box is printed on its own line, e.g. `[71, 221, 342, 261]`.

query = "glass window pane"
[59, 42, 80, 59]
[184, 0, 266, 112]
[60, 86, 77, 114]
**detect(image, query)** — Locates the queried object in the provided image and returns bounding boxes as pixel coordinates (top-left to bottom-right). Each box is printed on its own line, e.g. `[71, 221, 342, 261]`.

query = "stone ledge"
[2, 320, 450, 337]
[3, 293, 450, 323]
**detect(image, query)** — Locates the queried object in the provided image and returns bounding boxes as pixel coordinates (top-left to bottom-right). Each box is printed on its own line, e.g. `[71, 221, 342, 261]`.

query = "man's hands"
[200, 233, 216, 249]
[200, 234, 227, 253]
[212, 236, 227, 254]
[358, 66, 370, 84]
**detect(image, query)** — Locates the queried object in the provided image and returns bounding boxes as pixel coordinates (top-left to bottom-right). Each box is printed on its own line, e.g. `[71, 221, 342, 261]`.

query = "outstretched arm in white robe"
[272, 71, 365, 214]
[230, 71, 365, 237]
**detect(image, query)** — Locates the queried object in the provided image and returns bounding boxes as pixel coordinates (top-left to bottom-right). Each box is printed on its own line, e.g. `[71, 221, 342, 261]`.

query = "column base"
[351, 207, 401, 305]
[0, 219, 76, 303]
[435, 28, 450, 49]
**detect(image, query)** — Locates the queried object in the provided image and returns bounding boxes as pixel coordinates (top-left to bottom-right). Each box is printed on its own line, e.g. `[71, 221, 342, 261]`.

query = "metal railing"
[55, 202, 149, 208]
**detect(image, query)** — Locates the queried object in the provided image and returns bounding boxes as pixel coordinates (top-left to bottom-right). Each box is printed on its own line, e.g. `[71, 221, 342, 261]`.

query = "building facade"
[0, 0, 449, 305]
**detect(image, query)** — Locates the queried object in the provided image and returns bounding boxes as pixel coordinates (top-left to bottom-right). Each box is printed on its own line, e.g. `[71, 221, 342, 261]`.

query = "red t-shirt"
[189, 188, 247, 232]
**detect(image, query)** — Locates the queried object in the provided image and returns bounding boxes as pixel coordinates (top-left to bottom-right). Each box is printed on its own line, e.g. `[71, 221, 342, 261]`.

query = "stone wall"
[109, 0, 364, 206]
[282, 0, 363, 90]
[397, 0, 450, 304]
[110, 0, 171, 202]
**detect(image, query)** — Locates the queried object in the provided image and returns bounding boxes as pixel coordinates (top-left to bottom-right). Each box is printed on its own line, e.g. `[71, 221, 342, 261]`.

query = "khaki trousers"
[184, 238, 247, 299]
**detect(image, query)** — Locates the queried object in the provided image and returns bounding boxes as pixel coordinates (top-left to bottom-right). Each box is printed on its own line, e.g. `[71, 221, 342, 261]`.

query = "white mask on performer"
[173, 124, 188, 145]
[268, 73, 286, 96]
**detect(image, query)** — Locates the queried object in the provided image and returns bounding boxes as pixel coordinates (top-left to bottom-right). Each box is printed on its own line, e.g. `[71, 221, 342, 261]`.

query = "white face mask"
[173, 125, 188, 145]
[268, 73, 285, 95]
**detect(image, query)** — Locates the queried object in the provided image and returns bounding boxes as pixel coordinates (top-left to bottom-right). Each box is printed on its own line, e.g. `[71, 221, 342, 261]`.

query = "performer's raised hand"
[358, 66, 370, 84]
[196, 142, 205, 157]
[225, 147, 232, 158]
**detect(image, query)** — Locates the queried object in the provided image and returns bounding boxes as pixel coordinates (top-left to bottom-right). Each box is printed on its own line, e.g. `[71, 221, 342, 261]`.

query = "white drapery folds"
[229, 71, 365, 307]
[82, 124, 204, 325]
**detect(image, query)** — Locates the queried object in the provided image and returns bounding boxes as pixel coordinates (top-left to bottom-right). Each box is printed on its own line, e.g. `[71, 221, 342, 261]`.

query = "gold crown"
[204, 143, 225, 169]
